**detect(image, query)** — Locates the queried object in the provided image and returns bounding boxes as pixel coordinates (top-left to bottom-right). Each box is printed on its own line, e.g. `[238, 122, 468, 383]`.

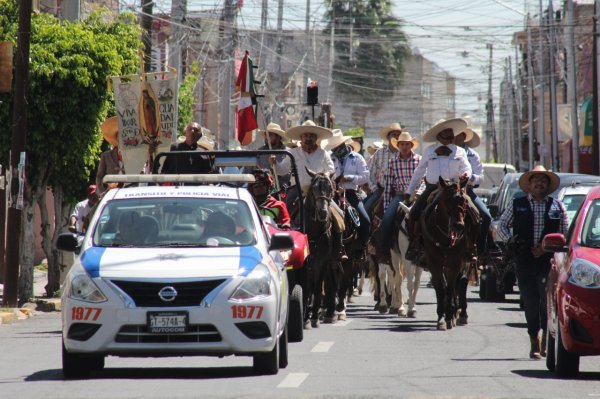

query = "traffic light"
[307, 80, 318, 106]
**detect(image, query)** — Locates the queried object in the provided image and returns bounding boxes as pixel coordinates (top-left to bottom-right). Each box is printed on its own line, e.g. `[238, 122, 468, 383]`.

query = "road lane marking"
[311, 341, 334, 353]
[278, 372, 309, 388]
[332, 319, 352, 327]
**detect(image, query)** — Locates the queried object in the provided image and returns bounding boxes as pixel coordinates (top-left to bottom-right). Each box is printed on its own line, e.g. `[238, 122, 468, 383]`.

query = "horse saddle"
[345, 205, 361, 229]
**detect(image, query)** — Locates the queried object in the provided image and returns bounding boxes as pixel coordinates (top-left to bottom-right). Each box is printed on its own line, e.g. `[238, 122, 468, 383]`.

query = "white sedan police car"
[57, 175, 294, 378]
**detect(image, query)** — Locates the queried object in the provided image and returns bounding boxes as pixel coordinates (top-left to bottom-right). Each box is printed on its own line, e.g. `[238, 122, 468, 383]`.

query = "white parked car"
[57, 175, 294, 378]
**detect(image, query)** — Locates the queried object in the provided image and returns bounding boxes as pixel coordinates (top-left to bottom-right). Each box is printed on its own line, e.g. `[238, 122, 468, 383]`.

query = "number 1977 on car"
[231, 305, 263, 319]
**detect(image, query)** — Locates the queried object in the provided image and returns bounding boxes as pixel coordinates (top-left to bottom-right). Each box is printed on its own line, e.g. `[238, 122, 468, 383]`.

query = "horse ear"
[305, 167, 316, 179]
[438, 176, 446, 186]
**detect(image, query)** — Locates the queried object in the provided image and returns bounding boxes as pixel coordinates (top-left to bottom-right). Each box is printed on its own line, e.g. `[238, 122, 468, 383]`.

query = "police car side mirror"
[56, 232, 82, 254]
[269, 232, 294, 251]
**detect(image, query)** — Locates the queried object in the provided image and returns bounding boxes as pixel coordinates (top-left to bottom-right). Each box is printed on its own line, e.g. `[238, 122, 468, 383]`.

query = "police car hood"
[81, 246, 263, 279]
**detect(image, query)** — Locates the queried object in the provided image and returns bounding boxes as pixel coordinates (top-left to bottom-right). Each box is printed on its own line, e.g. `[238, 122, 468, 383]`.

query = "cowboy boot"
[530, 334, 542, 359]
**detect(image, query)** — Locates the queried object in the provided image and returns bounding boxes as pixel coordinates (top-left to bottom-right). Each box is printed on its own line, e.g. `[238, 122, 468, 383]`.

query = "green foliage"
[345, 127, 364, 137]
[0, 2, 142, 204]
[324, 0, 410, 104]
[177, 62, 201, 135]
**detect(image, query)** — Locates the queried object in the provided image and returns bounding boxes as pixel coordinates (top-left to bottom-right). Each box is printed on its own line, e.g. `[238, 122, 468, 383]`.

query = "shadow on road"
[512, 369, 600, 381]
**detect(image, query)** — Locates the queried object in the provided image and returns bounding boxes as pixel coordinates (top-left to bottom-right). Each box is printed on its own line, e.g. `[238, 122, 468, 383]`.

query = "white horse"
[376, 202, 422, 317]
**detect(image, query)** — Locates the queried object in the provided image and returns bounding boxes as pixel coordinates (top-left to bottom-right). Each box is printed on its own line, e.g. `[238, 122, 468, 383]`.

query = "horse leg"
[430, 271, 448, 330]
[456, 265, 469, 326]
[444, 267, 460, 330]
[310, 262, 325, 328]
[377, 261, 389, 314]
[390, 248, 406, 316]
[405, 259, 422, 318]
[322, 259, 338, 323]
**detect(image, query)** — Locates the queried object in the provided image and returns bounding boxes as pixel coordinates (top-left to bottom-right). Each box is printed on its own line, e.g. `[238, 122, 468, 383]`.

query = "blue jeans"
[344, 189, 371, 249]
[466, 187, 492, 252]
[363, 189, 382, 217]
[380, 194, 402, 251]
[516, 253, 552, 337]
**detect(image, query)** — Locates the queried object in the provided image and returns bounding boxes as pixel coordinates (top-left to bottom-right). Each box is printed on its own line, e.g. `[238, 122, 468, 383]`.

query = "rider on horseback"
[404, 118, 472, 262]
[248, 169, 291, 229]
[324, 130, 371, 257]
[272, 120, 348, 261]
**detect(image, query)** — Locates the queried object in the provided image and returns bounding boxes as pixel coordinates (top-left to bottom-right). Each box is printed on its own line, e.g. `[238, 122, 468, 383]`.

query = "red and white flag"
[235, 51, 258, 146]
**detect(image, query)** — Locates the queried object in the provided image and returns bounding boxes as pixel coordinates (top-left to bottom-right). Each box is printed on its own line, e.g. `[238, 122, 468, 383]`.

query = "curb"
[0, 311, 17, 324]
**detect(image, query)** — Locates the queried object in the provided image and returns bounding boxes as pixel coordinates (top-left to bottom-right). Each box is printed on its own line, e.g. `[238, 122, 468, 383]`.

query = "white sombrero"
[422, 118, 469, 142]
[285, 120, 333, 141]
[378, 122, 403, 141]
[465, 128, 480, 148]
[101, 116, 119, 147]
[197, 136, 215, 151]
[518, 165, 560, 193]
[367, 140, 383, 156]
[260, 122, 286, 138]
[321, 129, 354, 151]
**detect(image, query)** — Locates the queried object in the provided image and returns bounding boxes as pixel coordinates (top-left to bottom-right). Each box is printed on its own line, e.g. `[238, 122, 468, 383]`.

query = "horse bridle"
[420, 187, 467, 248]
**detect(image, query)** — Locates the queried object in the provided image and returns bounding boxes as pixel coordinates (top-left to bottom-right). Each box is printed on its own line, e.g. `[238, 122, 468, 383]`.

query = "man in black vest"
[497, 165, 568, 360]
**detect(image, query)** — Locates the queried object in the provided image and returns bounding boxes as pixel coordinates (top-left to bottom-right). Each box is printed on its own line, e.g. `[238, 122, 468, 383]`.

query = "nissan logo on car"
[158, 286, 177, 302]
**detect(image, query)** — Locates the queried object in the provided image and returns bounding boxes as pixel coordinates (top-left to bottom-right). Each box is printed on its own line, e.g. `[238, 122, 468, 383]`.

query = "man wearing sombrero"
[405, 118, 472, 261]
[257, 122, 290, 187]
[324, 129, 370, 255]
[455, 128, 492, 257]
[364, 122, 403, 215]
[379, 131, 421, 254]
[497, 165, 568, 359]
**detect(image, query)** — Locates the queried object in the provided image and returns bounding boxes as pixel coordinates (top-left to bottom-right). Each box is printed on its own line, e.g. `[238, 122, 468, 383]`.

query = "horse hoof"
[304, 320, 312, 330]
[347, 296, 355, 303]
[378, 305, 389, 314]
[407, 309, 417, 318]
[357, 288, 363, 295]
[311, 319, 320, 328]
[457, 316, 468, 326]
[447, 320, 454, 329]
[398, 307, 407, 317]
[437, 322, 447, 331]
[337, 313, 347, 321]
[388, 307, 398, 314]
[322, 316, 336, 324]
[373, 303, 380, 311]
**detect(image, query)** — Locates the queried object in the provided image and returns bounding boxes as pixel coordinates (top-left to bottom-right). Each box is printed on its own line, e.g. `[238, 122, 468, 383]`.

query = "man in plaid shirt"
[380, 132, 421, 253]
[497, 165, 568, 360]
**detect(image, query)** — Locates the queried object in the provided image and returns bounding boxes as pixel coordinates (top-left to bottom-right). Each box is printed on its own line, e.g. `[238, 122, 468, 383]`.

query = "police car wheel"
[62, 340, 96, 379]
[253, 338, 279, 375]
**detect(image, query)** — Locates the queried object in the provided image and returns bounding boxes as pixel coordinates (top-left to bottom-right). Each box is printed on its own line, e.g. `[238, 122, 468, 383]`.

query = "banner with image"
[111, 71, 178, 175]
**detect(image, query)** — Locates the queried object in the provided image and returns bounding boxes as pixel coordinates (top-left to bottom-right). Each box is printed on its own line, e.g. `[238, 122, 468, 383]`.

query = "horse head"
[437, 177, 468, 243]
[306, 169, 334, 223]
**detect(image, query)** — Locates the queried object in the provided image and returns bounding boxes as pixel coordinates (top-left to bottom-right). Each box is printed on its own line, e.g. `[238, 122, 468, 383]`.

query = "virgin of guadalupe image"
[139, 83, 160, 144]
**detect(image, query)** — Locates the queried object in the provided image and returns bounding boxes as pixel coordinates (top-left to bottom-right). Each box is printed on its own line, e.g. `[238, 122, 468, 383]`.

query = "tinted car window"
[581, 200, 600, 248]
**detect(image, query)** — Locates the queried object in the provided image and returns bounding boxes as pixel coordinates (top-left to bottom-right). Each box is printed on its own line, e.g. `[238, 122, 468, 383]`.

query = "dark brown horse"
[420, 177, 475, 330]
[304, 170, 339, 327]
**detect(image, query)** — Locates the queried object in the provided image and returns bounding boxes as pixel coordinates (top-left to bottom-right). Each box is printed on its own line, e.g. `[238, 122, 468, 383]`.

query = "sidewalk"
[0, 268, 61, 325]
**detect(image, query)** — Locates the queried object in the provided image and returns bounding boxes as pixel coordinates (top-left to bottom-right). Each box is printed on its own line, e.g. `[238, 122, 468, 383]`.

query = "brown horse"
[420, 177, 476, 330]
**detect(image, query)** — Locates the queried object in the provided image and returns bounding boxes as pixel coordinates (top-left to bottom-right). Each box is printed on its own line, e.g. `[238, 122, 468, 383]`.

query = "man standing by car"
[497, 165, 568, 359]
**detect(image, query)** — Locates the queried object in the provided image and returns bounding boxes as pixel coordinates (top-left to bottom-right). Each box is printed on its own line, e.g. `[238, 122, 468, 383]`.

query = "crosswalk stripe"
[278, 372, 309, 388]
[311, 341, 334, 352]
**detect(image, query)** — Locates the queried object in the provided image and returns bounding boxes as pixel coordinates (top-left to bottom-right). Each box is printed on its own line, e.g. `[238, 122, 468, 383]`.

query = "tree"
[177, 62, 201, 135]
[0, 2, 142, 301]
[324, 0, 410, 105]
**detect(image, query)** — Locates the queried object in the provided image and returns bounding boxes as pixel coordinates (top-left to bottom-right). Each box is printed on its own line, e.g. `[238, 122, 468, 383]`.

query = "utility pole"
[272, 0, 284, 126]
[141, 0, 154, 72]
[304, 0, 310, 107]
[537, 0, 546, 166]
[169, 0, 186, 82]
[507, 56, 515, 165]
[327, 11, 335, 104]
[527, 19, 535, 170]
[567, 0, 580, 172]
[548, 1, 559, 171]
[261, 0, 268, 31]
[218, 0, 235, 150]
[486, 43, 496, 162]
[3, 0, 31, 308]
[513, 45, 524, 171]
[594, 0, 600, 175]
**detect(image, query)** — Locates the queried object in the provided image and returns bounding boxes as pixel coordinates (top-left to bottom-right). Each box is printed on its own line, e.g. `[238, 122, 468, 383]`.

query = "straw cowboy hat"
[389, 131, 419, 151]
[101, 116, 119, 147]
[321, 129, 354, 151]
[422, 118, 469, 142]
[465, 128, 480, 148]
[349, 140, 361, 153]
[378, 122, 403, 141]
[197, 136, 215, 151]
[367, 140, 383, 156]
[518, 165, 560, 193]
[286, 120, 333, 141]
[260, 122, 285, 138]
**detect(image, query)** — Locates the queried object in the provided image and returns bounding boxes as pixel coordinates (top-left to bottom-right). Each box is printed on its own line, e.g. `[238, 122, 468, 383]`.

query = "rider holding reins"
[404, 118, 472, 262]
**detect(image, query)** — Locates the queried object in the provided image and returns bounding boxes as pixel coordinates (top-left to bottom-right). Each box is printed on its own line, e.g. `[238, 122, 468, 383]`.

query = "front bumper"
[558, 279, 600, 356]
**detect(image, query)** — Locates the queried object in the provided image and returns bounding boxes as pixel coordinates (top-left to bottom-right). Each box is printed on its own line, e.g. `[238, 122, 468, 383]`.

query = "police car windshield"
[92, 197, 256, 247]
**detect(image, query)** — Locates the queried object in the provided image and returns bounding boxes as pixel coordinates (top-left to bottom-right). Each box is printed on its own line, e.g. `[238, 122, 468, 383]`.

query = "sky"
[128, 0, 591, 126]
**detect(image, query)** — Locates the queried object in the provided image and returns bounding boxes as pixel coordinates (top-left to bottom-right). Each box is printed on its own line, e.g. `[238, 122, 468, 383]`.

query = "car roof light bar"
[103, 174, 256, 184]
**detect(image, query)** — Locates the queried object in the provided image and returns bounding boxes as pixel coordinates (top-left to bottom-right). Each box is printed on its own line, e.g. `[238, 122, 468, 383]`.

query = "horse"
[394, 202, 423, 318]
[419, 177, 475, 330]
[304, 170, 340, 328]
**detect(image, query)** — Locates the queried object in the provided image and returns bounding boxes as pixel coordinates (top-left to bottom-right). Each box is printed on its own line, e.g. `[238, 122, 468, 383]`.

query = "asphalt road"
[2, 274, 600, 399]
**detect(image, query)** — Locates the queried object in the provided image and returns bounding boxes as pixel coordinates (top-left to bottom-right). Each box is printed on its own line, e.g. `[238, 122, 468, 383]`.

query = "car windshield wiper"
[103, 243, 135, 248]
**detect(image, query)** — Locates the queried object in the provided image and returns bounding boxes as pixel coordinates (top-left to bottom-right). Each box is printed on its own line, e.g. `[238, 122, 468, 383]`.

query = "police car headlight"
[569, 259, 600, 288]
[230, 264, 271, 301]
[66, 269, 107, 302]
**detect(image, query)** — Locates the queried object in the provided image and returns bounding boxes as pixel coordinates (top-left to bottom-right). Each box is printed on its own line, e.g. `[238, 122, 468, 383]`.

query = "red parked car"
[543, 185, 600, 378]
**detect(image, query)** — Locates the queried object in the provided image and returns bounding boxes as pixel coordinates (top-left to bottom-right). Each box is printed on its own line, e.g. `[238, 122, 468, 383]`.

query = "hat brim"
[466, 130, 480, 148]
[324, 135, 354, 151]
[101, 116, 119, 147]
[379, 125, 403, 141]
[422, 118, 468, 142]
[286, 125, 333, 141]
[518, 170, 560, 193]
[389, 137, 419, 151]
[349, 141, 361, 153]
[261, 128, 286, 138]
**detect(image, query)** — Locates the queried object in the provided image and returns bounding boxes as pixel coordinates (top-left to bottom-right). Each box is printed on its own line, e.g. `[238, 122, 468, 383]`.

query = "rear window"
[92, 197, 256, 248]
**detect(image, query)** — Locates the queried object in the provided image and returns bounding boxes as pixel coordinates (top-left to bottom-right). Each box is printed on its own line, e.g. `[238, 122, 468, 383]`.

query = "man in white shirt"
[68, 185, 99, 234]
[405, 118, 472, 261]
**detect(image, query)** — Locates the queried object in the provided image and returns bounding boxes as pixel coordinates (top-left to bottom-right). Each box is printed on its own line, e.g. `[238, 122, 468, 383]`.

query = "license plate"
[147, 311, 188, 334]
